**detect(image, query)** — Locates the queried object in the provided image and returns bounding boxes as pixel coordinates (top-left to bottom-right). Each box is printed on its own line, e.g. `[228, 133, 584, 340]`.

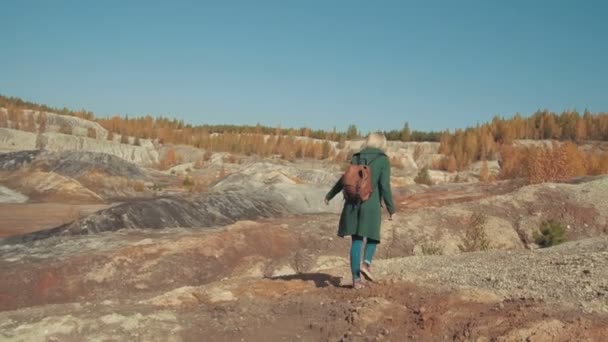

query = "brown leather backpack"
[341, 153, 385, 204]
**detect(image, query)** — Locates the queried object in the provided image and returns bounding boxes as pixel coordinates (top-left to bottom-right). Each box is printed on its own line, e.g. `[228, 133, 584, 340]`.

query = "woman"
[325, 132, 396, 289]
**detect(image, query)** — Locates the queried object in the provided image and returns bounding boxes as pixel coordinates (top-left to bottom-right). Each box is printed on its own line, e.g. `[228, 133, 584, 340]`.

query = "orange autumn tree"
[500, 142, 605, 184]
[159, 148, 182, 170]
[4, 94, 608, 170]
[0, 110, 7, 128]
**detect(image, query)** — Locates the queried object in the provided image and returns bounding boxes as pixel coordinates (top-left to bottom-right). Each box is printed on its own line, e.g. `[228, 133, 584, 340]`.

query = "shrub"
[421, 241, 443, 255]
[533, 219, 566, 248]
[414, 167, 433, 186]
[459, 213, 490, 252]
[132, 181, 145, 192]
[445, 155, 458, 172]
[435, 155, 458, 172]
[160, 148, 181, 170]
[182, 176, 195, 187]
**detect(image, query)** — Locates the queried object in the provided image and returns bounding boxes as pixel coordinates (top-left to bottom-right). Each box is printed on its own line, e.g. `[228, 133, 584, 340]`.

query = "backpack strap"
[353, 152, 386, 166]
[352, 153, 364, 165]
[366, 153, 386, 166]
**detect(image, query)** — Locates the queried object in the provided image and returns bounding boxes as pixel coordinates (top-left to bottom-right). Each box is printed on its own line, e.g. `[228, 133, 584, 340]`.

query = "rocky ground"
[0, 228, 606, 341]
[1, 174, 607, 341]
[376, 237, 608, 313]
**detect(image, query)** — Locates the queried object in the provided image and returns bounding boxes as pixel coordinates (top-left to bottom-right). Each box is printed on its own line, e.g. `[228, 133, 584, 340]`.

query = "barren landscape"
[4, 2, 608, 339]
[1, 107, 607, 341]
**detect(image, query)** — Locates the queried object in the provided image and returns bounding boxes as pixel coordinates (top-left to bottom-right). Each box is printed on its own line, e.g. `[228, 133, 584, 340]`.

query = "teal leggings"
[350, 235, 378, 281]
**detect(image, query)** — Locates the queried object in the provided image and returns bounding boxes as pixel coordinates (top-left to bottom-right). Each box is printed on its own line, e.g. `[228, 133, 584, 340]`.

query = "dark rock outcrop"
[2, 190, 292, 244]
[0, 150, 146, 179]
[32, 151, 146, 179]
[0, 150, 42, 171]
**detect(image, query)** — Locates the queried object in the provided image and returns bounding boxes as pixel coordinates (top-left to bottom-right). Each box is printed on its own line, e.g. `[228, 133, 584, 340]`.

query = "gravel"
[376, 237, 608, 313]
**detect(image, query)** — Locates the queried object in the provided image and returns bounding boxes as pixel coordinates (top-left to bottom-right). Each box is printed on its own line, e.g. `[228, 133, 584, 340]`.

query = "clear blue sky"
[1, 0, 607, 132]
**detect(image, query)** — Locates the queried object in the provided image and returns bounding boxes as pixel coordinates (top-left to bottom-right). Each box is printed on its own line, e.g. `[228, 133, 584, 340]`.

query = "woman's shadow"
[266, 273, 343, 288]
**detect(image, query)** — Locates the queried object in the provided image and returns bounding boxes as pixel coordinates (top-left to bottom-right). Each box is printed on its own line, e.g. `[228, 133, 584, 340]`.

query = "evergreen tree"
[400, 122, 411, 141]
[346, 124, 359, 140]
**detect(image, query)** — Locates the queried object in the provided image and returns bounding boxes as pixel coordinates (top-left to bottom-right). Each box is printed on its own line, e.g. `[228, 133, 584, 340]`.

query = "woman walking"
[325, 132, 396, 289]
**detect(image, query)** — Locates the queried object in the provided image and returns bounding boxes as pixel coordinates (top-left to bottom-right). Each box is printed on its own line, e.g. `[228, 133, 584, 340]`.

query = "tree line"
[437, 110, 608, 171]
[2, 94, 608, 180]
[1, 94, 440, 142]
[500, 142, 608, 184]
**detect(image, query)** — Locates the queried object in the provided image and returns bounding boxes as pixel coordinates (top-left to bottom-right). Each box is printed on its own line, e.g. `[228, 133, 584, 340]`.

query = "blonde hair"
[364, 132, 387, 150]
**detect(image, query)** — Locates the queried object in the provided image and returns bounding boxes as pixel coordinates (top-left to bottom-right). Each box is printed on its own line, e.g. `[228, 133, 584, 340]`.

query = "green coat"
[325, 147, 396, 242]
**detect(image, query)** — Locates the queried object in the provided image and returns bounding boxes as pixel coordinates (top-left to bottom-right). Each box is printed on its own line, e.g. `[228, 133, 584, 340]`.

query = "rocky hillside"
[0, 150, 154, 203]
[0, 107, 452, 176]
[0, 108, 108, 139]
[3, 161, 344, 243]
[0, 127, 159, 165]
[0, 180, 607, 340]
[380, 176, 608, 256]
